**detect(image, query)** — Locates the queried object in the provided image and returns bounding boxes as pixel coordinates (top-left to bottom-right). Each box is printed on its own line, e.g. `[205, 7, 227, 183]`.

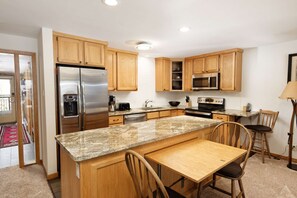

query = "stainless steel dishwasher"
[124, 113, 147, 124]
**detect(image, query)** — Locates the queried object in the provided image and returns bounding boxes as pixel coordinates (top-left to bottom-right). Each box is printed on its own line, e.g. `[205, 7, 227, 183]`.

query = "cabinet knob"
[79, 61, 82, 64]
[85, 62, 88, 64]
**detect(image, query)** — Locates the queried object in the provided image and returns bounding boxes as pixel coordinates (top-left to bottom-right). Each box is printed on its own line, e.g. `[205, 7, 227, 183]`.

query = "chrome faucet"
[144, 99, 153, 107]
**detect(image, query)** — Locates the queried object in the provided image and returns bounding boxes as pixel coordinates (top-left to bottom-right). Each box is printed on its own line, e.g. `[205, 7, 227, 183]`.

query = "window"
[0, 78, 12, 112]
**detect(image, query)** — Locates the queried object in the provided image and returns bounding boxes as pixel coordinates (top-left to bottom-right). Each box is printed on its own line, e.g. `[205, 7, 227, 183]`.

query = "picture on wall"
[287, 53, 297, 82]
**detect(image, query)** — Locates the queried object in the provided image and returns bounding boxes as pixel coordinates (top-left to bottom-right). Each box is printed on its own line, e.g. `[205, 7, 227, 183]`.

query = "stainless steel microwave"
[192, 73, 219, 90]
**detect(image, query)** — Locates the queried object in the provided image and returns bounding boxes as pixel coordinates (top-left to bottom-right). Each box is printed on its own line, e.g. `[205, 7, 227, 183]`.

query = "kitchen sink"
[141, 107, 163, 110]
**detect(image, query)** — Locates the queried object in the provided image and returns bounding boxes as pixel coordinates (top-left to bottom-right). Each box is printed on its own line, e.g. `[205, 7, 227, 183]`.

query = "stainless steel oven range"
[185, 97, 225, 118]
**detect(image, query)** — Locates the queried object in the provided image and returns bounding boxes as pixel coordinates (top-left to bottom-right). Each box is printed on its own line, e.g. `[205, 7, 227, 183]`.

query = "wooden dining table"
[145, 139, 247, 197]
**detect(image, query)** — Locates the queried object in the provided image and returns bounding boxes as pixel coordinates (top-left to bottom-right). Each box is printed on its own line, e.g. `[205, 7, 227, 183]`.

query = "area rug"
[0, 124, 30, 148]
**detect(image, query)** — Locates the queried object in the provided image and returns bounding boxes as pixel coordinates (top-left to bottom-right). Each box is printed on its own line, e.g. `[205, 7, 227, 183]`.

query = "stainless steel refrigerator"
[57, 65, 108, 134]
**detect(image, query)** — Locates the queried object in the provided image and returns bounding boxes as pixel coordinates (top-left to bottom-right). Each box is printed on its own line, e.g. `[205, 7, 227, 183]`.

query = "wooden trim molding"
[53, 31, 108, 46]
[107, 47, 138, 55]
[185, 48, 243, 60]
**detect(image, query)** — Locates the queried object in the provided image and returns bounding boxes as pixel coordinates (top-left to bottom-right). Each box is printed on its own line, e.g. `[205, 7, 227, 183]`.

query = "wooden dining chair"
[125, 150, 185, 198]
[208, 121, 252, 198]
[245, 109, 279, 163]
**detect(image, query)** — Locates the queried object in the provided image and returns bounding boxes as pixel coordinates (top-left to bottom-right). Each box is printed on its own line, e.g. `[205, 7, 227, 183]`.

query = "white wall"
[0, 33, 38, 52]
[110, 56, 182, 108]
[38, 27, 57, 175]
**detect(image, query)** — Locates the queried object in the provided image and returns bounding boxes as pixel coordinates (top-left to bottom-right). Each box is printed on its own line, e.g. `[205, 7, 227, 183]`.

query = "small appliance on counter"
[118, 102, 131, 111]
[185, 96, 192, 107]
[243, 103, 252, 112]
[109, 95, 116, 112]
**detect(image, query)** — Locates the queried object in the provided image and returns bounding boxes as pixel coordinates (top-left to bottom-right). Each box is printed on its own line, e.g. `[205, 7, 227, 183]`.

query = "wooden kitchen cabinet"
[147, 112, 160, 120]
[106, 48, 138, 91]
[220, 51, 242, 91]
[54, 32, 107, 67]
[159, 110, 171, 118]
[193, 58, 205, 74]
[155, 58, 171, 91]
[171, 59, 184, 91]
[117, 52, 138, 91]
[109, 115, 124, 126]
[56, 37, 83, 64]
[177, 109, 185, 115]
[84, 42, 105, 66]
[184, 59, 193, 91]
[212, 113, 235, 137]
[193, 55, 219, 74]
[106, 49, 117, 91]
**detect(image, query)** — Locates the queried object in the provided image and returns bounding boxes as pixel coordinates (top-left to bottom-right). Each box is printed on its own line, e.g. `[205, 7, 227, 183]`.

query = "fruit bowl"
[169, 101, 180, 107]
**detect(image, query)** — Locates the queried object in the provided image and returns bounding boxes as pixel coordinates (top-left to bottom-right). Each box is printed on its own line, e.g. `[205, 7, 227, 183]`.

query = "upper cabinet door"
[57, 37, 83, 64]
[106, 50, 117, 91]
[117, 52, 138, 91]
[220, 52, 236, 91]
[163, 59, 171, 91]
[84, 42, 105, 67]
[184, 59, 193, 91]
[155, 58, 170, 91]
[205, 55, 219, 72]
[193, 58, 205, 74]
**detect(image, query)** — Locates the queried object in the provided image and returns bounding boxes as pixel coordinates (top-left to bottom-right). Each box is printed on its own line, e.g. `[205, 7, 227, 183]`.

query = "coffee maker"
[109, 95, 116, 112]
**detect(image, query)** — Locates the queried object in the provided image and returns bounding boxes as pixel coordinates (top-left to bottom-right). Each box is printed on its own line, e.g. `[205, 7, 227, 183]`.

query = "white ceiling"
[1, 0, 297, 57]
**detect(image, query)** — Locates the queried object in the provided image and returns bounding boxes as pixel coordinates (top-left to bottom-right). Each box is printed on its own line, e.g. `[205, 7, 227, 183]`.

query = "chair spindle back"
[125, 150, 169, 198]
[211, 122, 252, 170]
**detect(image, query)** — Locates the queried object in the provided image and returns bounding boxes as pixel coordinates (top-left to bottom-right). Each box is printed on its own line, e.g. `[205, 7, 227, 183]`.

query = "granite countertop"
[212, 109, 259, 117]
[108, 106, 186, 116]
[55, 116, 220, 162]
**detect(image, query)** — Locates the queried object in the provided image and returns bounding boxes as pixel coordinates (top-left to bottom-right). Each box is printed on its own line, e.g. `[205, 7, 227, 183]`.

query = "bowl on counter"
[169, 101, 180, 107]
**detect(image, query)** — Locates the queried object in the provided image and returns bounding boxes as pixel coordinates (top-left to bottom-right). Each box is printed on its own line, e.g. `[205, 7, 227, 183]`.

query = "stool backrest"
[257, 109, 279, 130]
[211, 121, 252, 170]
[125, 150, 169, 198]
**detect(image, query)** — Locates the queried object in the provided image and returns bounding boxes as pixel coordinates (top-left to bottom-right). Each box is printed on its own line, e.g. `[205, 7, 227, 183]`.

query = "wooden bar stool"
[245, 109, 279, 163]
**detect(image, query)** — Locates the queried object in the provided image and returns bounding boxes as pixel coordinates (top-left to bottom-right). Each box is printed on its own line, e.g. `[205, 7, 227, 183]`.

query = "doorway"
[0, 49, 40, 168]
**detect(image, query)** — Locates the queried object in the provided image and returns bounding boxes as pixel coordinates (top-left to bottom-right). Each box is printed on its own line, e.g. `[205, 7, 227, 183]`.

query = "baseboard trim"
[270, 153, 297, 163]
[41, 162, 59, 180]
[47, 172, 59, 180]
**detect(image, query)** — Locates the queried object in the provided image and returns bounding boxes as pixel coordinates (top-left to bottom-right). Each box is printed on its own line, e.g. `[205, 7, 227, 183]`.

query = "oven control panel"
[197, 97, 224, 105]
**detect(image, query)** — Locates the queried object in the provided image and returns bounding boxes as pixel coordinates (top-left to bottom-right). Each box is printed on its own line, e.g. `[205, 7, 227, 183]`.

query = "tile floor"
[0, 142, 36, 168]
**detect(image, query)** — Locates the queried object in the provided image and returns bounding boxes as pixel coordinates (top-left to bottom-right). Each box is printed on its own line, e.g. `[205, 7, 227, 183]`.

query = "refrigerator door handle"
[77, 84, 82, 131]
[81, 82, 86, 130]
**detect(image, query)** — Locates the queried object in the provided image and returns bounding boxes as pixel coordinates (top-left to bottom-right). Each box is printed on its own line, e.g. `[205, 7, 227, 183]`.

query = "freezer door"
[81, 68, 108, 130]
[57, 66, 81, 133]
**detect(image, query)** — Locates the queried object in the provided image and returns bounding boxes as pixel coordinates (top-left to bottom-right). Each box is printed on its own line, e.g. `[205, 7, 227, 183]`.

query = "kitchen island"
[56, 116, 220, 198]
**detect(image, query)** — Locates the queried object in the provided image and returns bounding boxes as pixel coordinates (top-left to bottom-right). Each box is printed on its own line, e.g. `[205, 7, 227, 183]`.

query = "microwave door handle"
[208, 77, 211, 88]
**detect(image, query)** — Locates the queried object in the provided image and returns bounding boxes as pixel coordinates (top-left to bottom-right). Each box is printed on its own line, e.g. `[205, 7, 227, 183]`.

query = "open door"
[0, 50, 39, 168]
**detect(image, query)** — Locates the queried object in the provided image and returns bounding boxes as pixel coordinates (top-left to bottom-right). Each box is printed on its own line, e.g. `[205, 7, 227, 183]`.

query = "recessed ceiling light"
[135, 42, 152, 51]
[179, 26, 190, 32]
[102, 0, 118, 6]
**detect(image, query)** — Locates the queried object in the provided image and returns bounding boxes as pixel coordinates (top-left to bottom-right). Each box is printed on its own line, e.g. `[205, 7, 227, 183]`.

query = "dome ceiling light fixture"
[102, 0, 119, 6]
[135, 41, 152, 51]
[179, 26, 190, 32]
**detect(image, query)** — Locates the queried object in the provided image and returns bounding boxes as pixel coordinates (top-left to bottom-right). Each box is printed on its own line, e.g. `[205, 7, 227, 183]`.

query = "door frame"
[0, 49, 40, 167]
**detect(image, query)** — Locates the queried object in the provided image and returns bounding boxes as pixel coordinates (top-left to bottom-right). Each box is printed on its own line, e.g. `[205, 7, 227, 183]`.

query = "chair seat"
[153, 187, 185, 198]
[216, 162, 243, 178]
[245, 124, 272, 132]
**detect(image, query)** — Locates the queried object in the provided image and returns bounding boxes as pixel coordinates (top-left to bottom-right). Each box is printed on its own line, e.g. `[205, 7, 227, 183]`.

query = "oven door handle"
[185, 110, 211, 116]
